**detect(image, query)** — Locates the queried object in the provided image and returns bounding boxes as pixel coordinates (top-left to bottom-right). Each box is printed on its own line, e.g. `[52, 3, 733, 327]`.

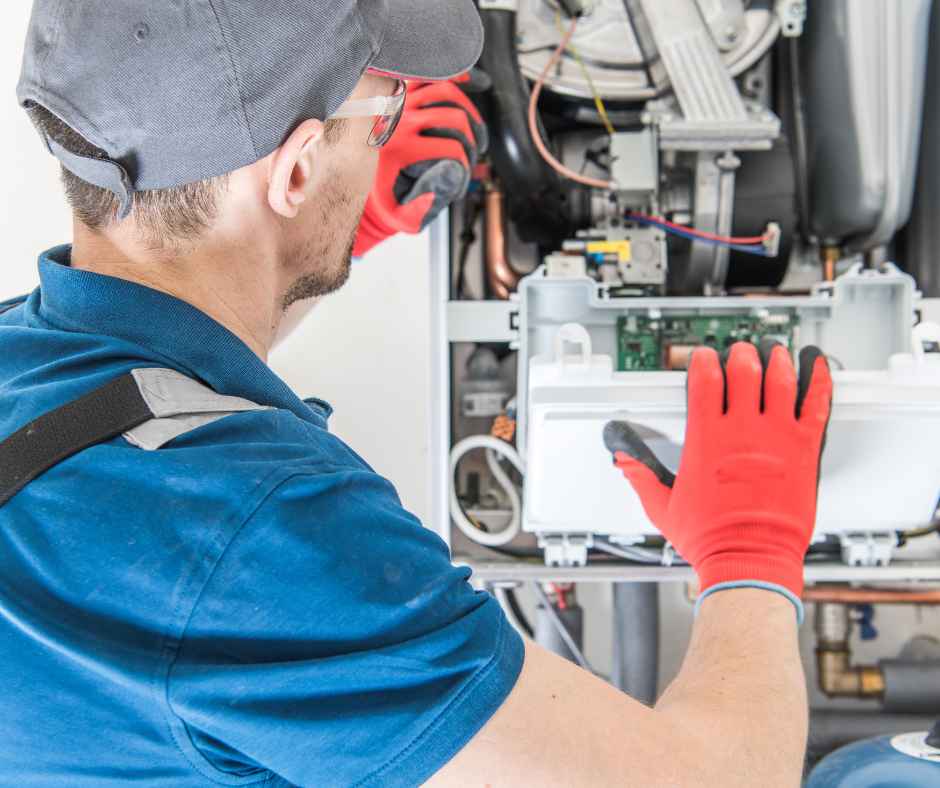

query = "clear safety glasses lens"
[368, 82, 407, 148]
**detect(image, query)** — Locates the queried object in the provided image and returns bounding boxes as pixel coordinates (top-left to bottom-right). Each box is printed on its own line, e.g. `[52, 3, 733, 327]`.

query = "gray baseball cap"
[17, 0, 484, 218]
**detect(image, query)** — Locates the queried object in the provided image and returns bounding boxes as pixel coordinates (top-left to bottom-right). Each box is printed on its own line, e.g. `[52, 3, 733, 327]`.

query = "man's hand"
[604, 340, 833, 619]
[353, 79, 488, 256]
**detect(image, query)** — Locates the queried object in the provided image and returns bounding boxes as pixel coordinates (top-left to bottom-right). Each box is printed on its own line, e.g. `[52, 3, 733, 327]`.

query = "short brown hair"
[28, 105, 351, 248]
[27, 103, 229, 246]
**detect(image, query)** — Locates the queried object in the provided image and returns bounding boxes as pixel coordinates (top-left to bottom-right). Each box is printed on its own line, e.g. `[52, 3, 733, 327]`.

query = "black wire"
[475, 537, 853, 566]
[897, 520, 940, 547]
[806, 538, 843, 557]
[477, 543, 544, 560]
[503, 588, 534, 638]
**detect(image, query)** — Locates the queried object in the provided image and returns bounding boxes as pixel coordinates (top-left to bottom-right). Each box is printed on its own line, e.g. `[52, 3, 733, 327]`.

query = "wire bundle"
[527, 17, 777, 259]
[626, 212, 773, 257]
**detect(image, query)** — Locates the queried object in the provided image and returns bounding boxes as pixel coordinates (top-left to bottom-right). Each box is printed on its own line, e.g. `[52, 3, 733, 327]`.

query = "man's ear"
[267, 119, 325, 219]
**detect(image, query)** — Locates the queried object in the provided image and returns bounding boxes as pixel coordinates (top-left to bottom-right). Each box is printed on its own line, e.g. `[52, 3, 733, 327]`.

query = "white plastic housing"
[523, 344, 940, 539]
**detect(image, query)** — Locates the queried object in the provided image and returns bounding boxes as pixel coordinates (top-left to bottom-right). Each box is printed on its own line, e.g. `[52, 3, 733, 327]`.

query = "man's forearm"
[428, 601, 807, 788]
[655, 588, 807, 787]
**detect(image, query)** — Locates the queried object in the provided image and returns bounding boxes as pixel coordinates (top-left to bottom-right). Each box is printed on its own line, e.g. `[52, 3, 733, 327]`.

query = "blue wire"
[627, 214, 770, 257]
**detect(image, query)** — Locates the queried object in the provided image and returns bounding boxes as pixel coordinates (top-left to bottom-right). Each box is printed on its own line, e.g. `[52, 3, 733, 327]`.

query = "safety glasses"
[329, 79, 407, 148]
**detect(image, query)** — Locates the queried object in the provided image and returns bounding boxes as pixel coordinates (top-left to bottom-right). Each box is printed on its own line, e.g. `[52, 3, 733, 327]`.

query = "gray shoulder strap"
[124, 368, 271, 451]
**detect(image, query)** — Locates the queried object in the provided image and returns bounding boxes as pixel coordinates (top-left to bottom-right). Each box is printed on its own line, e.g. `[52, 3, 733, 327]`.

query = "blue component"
[854, 603, 879, 641]
[807, 734, 940, 787]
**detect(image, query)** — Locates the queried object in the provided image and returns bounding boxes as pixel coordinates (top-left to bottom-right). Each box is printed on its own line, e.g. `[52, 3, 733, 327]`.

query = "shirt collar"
[34, 245, 330, 425]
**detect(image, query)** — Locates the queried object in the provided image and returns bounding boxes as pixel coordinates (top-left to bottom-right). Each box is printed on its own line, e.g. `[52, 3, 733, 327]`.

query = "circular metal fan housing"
[516, 0, 780, 102]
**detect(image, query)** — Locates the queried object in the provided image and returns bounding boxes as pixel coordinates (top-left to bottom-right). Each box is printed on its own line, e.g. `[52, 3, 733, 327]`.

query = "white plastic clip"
[554, 323, 593, 370]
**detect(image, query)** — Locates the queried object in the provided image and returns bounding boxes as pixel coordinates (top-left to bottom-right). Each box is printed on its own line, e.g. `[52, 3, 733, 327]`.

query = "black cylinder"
[725, 138, 797, 290]
[807, 709, 938, 762]
[611, 582, 659, 706]
[880, 660, 940, 714]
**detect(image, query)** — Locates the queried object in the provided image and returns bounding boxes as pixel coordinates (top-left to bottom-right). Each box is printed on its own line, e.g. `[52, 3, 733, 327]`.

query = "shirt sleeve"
[167, 467, 524, 788]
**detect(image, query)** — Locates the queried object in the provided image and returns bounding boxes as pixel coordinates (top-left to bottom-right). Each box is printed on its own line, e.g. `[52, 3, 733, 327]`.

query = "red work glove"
[353, 79, 488, 257]
[603, 341, 833, 622]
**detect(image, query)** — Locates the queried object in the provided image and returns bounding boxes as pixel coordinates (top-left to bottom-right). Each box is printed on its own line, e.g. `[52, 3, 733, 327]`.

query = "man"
[0, 1, 832, 786]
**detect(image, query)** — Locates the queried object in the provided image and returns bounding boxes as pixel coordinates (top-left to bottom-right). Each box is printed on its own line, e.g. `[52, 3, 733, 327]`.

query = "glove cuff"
[695, 580, 805, 625]
[353, 208, 400, 257]
[695, 552, 805, 623]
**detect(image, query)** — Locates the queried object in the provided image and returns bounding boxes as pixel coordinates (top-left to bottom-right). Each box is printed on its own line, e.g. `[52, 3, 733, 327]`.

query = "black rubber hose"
[476, 7, 587, 245]
[503, 588, 534, 638]
[880, 660, 940, 714]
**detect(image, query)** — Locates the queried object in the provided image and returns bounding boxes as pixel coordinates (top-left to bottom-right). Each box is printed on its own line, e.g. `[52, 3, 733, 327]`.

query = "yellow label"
[586, 240, 631, 263]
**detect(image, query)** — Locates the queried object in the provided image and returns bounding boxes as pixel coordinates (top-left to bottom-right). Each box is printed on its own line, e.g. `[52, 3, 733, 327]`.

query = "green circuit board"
[617, 313, 799, 371]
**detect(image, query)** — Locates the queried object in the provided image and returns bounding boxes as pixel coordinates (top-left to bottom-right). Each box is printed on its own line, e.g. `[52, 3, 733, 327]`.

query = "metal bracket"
[539, 533, 594, 568]
[775, 0, 807, 38]
[697, 0, 748, 51]
[627, 0, 780, 151]
[840, 533, 898, 568]
[447, 300, 519, 343]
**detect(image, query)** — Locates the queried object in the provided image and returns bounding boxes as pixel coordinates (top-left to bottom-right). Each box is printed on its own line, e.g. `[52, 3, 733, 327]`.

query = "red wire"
[629, 212, 769, 245]
[550, 583, 569, 610]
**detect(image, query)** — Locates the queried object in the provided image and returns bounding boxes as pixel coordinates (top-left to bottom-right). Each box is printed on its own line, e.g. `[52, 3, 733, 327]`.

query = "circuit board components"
[617, 312, 799, 370]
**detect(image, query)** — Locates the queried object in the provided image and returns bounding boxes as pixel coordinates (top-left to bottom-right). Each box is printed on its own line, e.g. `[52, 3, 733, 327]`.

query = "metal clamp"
[775, 0, 807, 38]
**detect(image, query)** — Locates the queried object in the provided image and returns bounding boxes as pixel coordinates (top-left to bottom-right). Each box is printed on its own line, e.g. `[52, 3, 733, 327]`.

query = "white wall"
[271, 236, 433, 523]
[2, 3, 72, 297]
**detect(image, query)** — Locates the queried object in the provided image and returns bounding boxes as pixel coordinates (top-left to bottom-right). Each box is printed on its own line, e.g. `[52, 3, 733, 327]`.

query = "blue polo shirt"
[0, 246, 523, 787]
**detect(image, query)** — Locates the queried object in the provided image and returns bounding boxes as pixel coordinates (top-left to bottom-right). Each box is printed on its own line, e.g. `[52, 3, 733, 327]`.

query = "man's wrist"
[696, 580, 805, 625]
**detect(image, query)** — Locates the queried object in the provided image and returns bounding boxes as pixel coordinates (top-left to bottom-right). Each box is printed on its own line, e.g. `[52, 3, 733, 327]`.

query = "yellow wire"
[555, 12, 616, 135]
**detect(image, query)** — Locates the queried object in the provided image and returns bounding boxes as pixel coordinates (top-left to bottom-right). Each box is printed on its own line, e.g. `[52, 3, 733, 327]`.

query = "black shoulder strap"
[0, 374, 154, 508]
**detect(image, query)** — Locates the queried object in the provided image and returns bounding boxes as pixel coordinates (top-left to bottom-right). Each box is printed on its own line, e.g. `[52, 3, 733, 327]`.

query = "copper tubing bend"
[804, 587, 940, 605]
[485, 187, 521, 300]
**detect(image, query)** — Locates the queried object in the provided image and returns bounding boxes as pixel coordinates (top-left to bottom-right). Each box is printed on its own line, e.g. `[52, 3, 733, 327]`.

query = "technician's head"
[17, 0, 483, 309]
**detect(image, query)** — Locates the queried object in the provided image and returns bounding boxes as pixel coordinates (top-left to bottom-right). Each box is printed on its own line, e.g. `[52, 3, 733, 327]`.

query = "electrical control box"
[505, 261, 940, 565]
[525, 338, 940, 542]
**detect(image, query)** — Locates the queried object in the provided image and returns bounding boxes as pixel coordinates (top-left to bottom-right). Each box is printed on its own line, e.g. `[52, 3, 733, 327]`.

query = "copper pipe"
[821, 245, 840, 282]
[804, 587, 940, 605]
[485, 187, 521, 300]
[687, 583, 940, 606]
